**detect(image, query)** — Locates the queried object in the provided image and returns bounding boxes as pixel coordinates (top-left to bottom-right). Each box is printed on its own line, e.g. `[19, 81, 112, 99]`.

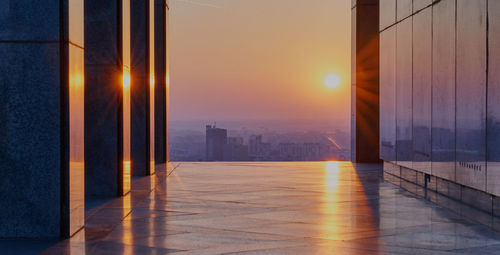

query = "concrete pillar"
[84, 0, 131, 197]
[166, 0, 171, 163]
[154, 0, 166, 164]
[351, 0, 380, 163]
[131, 0, 155, 175]
[0, 0, 84, 238]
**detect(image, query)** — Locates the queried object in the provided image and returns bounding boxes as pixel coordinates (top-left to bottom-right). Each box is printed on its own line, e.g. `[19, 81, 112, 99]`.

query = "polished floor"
[4, 162, 500, 254]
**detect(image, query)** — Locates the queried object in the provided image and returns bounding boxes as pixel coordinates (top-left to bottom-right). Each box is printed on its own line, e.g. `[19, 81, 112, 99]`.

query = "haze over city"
[170, 0, 351, 124]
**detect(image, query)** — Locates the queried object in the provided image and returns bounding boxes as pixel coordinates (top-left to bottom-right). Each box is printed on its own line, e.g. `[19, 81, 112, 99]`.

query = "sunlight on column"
[122, 71, 131, 195]
[149, 74, 155, 175]
[122, 0, 131, 195]
[149, 74, 155, 88]
[123, 72, 131, 88]
[123, 160, 131, 195]
[68, 45, 85, 236]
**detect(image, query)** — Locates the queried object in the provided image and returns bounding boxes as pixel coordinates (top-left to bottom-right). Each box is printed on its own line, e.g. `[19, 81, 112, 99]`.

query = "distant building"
[224, 137, 249, 161]
[206, 125, 227, 161]
[248, 135, 272, 161]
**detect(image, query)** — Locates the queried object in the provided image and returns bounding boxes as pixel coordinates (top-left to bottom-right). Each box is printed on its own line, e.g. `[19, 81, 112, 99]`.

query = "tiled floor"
[4, 162, 500, 254]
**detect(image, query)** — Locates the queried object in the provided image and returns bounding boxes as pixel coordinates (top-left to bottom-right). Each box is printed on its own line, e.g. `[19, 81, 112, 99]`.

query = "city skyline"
[171, 123, 350, 162]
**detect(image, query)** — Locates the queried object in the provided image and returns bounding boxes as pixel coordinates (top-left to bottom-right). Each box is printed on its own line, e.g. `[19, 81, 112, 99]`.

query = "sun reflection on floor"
[321, 161, 342, 238]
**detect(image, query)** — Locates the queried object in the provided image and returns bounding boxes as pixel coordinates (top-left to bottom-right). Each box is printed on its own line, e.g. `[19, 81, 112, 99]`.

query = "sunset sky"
[169, 0, 351, 127]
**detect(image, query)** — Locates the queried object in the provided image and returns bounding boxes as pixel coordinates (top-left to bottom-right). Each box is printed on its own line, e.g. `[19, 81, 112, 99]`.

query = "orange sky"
[170, 0, 351, 126]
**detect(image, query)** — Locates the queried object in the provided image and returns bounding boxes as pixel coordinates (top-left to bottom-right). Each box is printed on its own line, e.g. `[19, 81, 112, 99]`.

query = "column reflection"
[121, 194, 133, 249]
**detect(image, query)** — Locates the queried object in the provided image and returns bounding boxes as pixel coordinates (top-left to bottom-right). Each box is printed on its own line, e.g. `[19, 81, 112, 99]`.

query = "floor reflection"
[5, 162, 500, 254]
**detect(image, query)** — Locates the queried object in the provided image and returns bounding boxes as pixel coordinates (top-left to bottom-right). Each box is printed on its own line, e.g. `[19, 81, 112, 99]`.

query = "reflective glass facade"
[380, 0, 500, 197]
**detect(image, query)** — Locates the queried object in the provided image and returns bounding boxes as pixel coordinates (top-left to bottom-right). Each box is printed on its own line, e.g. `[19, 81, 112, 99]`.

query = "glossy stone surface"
[0, 43, 62, 238]
[380, 26, 396, 162]
[379, 0, 395, 31]
[131, 0, 149, 176]
[396, 0, 411, 21]
[154, 0, 167, 164]
[5, 162, 500, 254]
[84, 0, 121, 197]
[413, 0, 432, 13]
[488, 0, 500, 196]
[431, 0, 456, 181]
[395, 18, 412, 169]
[0, 0, 60, 41]
[412, 7, 432, 174]
[455, 0, 487, 191]
[0, 0, 85, 238]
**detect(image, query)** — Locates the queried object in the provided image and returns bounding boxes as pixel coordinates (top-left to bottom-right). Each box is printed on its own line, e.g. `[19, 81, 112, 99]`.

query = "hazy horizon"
[169, 0, 351, 128]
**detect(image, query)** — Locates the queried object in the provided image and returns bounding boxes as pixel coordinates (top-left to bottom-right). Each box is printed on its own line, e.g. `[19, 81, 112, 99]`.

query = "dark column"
[0, 0, 84, 238]
[154, 0, 166, 164]
[131, 0, 150, 176]
[166, 0, 171, 163]
[351, 0, 380, 163]
[84, 0, 132, 197]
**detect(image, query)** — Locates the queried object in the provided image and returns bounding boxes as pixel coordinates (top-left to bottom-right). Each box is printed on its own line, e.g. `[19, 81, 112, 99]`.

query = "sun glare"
[324, 73, 341, 89]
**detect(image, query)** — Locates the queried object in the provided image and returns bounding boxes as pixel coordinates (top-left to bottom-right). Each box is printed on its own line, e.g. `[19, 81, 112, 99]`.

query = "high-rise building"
[224, 137, 249, 161]
[205, 125, 227, 161]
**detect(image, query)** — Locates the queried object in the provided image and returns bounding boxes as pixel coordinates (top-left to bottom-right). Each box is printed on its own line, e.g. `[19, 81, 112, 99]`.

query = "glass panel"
[412, 8, 431, 174]
[487, 0, 500, 196]
[379, 26, 397, 164]
[380, 0, 396, 31]
[396, 0, 412, 21]
[431, 0, 456, 181]
[123, 0, 131, 195]
[413, 0, 432, 13]
[396, 18, 412, 169]
[165, 4, 170, 162]
[149, 0, 155, 174]
[455, 0, 487, 191]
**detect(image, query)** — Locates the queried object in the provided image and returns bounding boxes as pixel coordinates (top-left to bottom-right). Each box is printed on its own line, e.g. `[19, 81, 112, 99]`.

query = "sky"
[169, 0, 351, 128]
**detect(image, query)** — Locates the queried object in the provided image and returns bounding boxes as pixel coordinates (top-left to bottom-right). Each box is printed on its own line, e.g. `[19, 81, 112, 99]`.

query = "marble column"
[84, 0, 131, 197]
[351, 0, 380, 163]
[131, 0, 155, 176]
[0, 0, 84, 238]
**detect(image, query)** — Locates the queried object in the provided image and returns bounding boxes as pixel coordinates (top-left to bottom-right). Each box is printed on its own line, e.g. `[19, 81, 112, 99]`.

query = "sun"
[324, 73, 341, 89]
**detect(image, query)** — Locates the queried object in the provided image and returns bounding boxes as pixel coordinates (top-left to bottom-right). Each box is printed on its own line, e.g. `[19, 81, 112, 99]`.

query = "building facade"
[205, 125, 227, 161]
[379, 0, 500, 213]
